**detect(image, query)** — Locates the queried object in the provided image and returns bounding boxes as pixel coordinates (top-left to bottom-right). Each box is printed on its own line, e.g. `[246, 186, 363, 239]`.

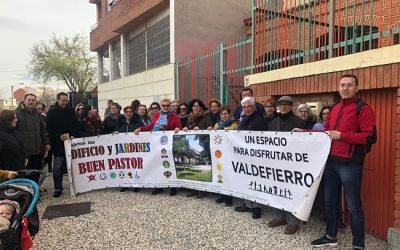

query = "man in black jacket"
[234, 96, 268, 219]
[267, 95, 306, 234]
[47, 92, 78, 198]
[233, 87, 265, 121]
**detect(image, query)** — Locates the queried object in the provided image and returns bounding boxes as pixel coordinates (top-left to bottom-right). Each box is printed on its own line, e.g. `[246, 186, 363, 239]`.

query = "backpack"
[354, 99, 377, 153]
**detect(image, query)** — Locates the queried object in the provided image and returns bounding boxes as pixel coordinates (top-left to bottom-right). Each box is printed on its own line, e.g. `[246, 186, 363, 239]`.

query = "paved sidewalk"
[32, 177, 387, 249]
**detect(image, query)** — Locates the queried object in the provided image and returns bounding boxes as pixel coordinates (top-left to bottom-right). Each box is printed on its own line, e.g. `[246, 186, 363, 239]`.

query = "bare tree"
[27, 33, 96, 93]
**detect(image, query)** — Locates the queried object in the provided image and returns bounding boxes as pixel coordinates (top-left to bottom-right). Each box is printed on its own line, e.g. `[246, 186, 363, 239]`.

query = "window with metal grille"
[111, 41, 121, 80]
[127, 31, 146, 74]
[147, 16, 170, 69]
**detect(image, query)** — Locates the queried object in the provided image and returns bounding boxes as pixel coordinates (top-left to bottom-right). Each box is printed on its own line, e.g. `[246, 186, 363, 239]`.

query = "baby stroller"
[0, 170, 41, 250]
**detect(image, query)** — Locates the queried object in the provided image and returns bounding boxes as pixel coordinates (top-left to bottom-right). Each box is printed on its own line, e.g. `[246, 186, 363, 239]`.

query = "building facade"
[89, 0, 251, 114]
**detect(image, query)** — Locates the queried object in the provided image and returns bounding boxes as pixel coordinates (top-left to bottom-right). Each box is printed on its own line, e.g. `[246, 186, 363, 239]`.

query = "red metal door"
[358, 89, 396, 239]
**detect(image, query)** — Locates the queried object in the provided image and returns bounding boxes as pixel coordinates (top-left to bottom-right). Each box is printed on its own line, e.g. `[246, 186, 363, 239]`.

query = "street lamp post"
[11, 83, 24, 109]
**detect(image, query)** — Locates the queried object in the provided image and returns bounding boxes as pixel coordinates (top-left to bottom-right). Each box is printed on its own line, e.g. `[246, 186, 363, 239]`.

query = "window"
[100, 49, 110, 83]
[126, 15, 170, 75]
[127, 31, 146, 75]
[147, 16, 170, 68]
[111, 41, 121, 80]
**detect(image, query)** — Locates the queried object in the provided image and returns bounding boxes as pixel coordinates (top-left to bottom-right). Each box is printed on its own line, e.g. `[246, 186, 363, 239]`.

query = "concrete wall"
[97, 63, 175, 115]
[174, 0, 251, 60]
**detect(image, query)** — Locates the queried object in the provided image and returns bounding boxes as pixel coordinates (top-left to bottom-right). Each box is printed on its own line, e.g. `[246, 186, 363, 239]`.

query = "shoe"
[53, 191, 62, 198]
[196, 191, 206, 198]
[224, 197, 233, 207]
[311, 235, 338, 247]
[169, 188, 177, 196]
[216, 196, 225, 204]
[353, 246, 364, 250]
[186, 190, 197, 197]
[120, 188, 128, 192]
[284, 224, 299, 234]
[132, 188, 140, 192]
[234, 204, 252, 212]
[151, 189, 163, 195]
[267, 219, 287, 227]
[252, 207, 262, 219]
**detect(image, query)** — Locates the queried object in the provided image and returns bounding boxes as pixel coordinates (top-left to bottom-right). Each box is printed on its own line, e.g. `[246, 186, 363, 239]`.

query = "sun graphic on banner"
[213, 135, 223, 145]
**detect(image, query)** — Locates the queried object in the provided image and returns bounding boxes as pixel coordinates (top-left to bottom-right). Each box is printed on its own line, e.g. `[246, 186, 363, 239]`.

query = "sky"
[0, 0, 96, 98]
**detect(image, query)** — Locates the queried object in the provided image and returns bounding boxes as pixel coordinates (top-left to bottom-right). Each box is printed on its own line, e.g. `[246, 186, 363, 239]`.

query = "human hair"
[107, 99, 113, 104]
[0, 110, 16, 128]
[131, 100, 141, 110]
[178, 102, 188, 111]
[265, 98, 276, 107]
[110, 103, 119, 109]
[208, 99, 221, 108]
[188, 99, 206, 112]
[36, 102, 45, 110]
[0, 204, 15, 214]
[56, 92, 68, 100]
[297, 103, 311, 113]
[341, 74, 358, 86]
[123, 106, 133, 113]
[81, 105, 92, 118]
[319, 105, 331, 121]
[159, 96, 171, 104]
[220, 105, 232, 114]
[74, 103, 84, 115]
[149, 102, 160, 110]
[242, 87, 253, 95]
[24, 93, 36, 100]
[241, 96, 255, 106]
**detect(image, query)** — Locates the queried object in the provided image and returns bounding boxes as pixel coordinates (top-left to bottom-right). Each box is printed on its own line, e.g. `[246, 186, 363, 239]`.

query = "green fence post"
[328, 0, 335, 58]
[219, 42, 226, 105]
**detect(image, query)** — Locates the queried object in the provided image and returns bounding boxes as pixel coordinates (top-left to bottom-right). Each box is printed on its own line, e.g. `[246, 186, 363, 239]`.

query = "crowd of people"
[0, 74, 375, 249]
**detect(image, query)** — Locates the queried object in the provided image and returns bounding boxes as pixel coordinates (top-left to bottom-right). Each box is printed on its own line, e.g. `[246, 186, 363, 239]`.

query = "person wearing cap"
[234, 96, 268, 219]
[233, 87, 266, 121]
[267, 95, 306, 234]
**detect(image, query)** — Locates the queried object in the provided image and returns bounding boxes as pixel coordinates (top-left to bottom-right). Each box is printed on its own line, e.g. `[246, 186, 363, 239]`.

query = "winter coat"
[118, 114, 143, 133]
[268, 111, 306, 132]
[0, 123, 25, 171]
[325, 96, 375, 163]
[102, 114, 122, 134]
[139, 112, 182, 131]
[47, 102, 78, 156]
[15, 104, 49, 156]
[238, 112, 268, 131]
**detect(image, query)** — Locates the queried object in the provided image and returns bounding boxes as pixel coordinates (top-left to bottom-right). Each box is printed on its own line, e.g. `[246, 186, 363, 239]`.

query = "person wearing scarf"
[135, 97, 182, 196]
[182, 99, 210, 199]
[78, 105, 103, 137]
[208, 106, 238, 206]
[178, 103, 189, 127]
[138, 104, 151, 126]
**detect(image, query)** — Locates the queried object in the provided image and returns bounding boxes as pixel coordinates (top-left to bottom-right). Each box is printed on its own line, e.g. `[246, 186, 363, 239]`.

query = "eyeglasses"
[180, 107, 187, 111]
[161, 105, 170, 108]
[278, 103, 292, 107]
[151, 107, 159, 110]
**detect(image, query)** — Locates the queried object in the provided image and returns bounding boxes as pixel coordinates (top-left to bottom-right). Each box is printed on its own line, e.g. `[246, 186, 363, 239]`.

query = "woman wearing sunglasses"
[135, 97, 182, 196]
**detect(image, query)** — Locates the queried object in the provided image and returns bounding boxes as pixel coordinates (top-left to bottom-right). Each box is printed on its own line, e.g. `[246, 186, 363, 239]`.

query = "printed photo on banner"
[172, 134, 212, 182]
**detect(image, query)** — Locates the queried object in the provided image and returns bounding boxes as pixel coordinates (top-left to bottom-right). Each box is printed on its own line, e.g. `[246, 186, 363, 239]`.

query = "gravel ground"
[32, 176, 387, 250]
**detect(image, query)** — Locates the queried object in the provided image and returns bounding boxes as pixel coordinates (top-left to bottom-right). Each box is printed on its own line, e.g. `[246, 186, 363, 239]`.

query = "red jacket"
[325, 96, 375, 163]
[139, 112, 182, 131]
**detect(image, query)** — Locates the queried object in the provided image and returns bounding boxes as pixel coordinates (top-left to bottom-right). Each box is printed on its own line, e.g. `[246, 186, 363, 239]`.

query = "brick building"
[243, 0, 400, 243]
[89, 0, 251, 114]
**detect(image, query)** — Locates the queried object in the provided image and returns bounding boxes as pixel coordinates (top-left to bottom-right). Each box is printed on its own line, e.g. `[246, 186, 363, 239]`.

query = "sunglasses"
[162, 105, 170, 108]
[151, 107, 159, 110]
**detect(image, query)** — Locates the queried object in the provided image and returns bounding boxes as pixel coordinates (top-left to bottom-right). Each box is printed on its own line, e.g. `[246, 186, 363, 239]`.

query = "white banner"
[65, 131, 331, 221]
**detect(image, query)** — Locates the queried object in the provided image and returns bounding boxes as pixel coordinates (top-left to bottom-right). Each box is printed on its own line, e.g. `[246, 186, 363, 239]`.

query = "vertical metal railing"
[252, 0, 400, 73]
[176, 37, 251, 107]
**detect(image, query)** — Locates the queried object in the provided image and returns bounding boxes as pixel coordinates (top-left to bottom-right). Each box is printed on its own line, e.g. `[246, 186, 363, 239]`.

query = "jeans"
[324, 160, 365, 247]
[53, 156, 67, 192]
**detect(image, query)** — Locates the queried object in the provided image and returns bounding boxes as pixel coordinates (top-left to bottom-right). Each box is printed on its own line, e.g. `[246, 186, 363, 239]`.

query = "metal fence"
[176, 37, 251, 107]
[252, 0, 400, 72]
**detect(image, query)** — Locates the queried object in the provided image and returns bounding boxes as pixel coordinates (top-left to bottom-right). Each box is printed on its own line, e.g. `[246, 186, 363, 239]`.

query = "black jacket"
[268, 111, 306, 131]
[0, 123, 25, 171]
[118, 114, 143, 133]
[47, 102, 78, 156]
[102, 114, 122, 134]
[238, 112, 268, 131]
